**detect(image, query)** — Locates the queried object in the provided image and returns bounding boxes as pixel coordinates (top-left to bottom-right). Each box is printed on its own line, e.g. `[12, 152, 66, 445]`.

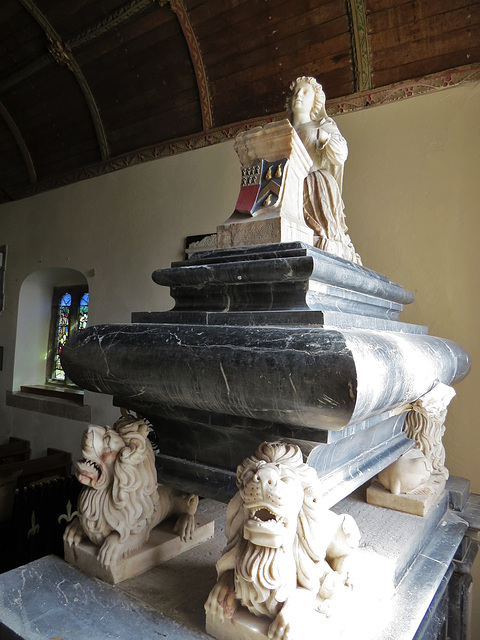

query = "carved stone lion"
[205, 441, 360, 640]
[377, 383, 455, 496]
[64, 412, 199, 568]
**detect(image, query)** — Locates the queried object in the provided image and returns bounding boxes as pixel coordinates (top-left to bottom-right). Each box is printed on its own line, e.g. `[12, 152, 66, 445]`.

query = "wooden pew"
[0, 448, 71, 488]
[0, 438, 31, 465]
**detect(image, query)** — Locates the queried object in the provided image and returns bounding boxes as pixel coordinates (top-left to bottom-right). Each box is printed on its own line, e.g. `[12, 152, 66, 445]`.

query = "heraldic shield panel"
[234, 158, 288, 216]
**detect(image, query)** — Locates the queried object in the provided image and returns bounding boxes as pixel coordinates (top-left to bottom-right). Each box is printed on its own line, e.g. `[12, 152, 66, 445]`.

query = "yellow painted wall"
[337, 81, 480, 635]
[338, 81, 480, 493]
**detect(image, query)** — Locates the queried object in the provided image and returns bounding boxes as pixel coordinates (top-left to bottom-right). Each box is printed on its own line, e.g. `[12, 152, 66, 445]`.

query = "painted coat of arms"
[234, 158, 288, 216]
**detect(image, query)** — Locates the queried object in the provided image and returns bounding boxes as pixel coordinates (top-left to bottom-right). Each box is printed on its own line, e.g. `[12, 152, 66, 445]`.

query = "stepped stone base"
[64, 513, 214, 585]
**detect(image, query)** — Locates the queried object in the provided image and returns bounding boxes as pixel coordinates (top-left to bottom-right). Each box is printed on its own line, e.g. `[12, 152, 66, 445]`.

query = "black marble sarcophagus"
[61, 242, 470, 506]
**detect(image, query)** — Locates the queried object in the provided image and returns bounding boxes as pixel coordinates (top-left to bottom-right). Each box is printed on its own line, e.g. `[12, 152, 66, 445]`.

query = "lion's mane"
[405, 403, 448, 480]
[78, 416, 160, 546]
[217, 442, 328, 617]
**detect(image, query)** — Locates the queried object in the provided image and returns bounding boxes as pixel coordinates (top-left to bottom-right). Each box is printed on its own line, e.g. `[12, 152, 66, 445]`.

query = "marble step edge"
[310, 432, 413, 509]
[371, 511, 468, 640]
[154, 251, 414, 306]
[131, 309, 427, 333]
[153, 431, 412, 507]
[174, 242, 414, 306]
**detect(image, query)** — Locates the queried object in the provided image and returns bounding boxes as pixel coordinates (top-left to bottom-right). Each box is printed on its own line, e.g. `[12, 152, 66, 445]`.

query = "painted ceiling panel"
[0, 0, 478, 203]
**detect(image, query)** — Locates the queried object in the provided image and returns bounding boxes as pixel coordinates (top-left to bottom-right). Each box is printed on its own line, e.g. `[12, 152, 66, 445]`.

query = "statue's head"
[286, 76, 327, 123]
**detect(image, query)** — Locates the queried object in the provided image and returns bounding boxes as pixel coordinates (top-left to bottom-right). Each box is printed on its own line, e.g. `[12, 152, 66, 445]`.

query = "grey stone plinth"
[61, 324, 468, 434]
[148, 242, 417, 330]
[0, 555, 208, 640]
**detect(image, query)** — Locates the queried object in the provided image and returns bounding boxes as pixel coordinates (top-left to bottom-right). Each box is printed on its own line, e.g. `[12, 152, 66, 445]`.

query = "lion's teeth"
[81, 459, 101, 474]
[250, 507, 284, 523]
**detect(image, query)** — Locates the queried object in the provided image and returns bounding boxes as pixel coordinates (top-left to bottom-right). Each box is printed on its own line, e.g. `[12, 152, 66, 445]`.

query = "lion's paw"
[98, 532, 122, 568]
[268, 612, 292, 640]
[205, 571, 237, 622]
[63, 518, 84, 547]
[174, 513, 195, 541]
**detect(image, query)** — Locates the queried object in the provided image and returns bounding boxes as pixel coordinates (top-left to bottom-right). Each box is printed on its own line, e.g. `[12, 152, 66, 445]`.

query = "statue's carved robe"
[296, 119, 361, 265]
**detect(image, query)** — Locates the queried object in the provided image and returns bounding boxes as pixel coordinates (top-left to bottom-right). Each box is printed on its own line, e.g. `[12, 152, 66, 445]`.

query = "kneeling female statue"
[287, 76, 361, 264]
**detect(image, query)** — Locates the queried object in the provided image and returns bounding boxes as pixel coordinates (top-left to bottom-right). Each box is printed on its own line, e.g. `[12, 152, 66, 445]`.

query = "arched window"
[9, 268, 92, 420]
[47, 286, 89, 384]
[12, 268, 89, 392]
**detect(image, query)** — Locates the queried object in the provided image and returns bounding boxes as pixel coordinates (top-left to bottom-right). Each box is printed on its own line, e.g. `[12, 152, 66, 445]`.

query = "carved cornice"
[164, 0, 213, 131]
[6, 64, 480, 203]
[327, 64, 480, 115]
[0, 101, 36, 184]
[346, 0, 371, 92]
[16, 0, 110, 159]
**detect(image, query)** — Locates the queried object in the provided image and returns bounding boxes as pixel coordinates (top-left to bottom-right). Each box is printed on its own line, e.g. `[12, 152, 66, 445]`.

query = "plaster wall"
[0, 80, 479, 629]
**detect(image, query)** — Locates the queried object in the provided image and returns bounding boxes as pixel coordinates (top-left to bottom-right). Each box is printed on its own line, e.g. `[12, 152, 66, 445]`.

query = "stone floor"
[0, 489, 472, 640]
[0, 499, 227, 640]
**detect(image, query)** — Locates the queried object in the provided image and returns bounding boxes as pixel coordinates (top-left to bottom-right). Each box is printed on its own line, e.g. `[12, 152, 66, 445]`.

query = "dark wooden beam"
[0, 101, 36, 184]
[164, 0, 213, 131]
[17, 0, 110, 159]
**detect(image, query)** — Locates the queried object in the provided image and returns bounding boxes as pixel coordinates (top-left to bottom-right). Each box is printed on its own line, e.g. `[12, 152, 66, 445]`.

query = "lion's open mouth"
[244, 505, 289, 548]
[76, 458, 102, 486]
[250, 507, 287, 526]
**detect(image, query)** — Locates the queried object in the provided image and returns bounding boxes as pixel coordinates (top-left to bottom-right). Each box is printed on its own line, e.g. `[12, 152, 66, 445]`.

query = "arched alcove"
[13, 268, 88, 390]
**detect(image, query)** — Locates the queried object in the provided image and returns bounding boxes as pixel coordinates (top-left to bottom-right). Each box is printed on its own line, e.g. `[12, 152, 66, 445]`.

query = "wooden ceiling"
[1, 0, 479, 203]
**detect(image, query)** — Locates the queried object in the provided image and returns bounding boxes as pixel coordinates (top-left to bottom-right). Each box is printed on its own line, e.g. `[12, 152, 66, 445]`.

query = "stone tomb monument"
[59, 78, 473, 639]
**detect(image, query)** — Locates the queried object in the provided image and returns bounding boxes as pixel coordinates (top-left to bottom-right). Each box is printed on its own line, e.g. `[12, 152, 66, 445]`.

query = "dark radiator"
[0, 475, 81, 574]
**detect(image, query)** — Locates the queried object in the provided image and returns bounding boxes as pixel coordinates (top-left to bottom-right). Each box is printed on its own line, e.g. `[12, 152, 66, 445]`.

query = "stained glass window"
[52, 293, 71, 381]
[78, 293, 89, 331]
[47, 286, 88, 384]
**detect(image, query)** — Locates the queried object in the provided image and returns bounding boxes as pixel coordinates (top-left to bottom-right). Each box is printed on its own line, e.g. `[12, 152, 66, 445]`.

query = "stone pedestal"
[366, 477, 447, 517]
[64, 512, 214, 585]
[217, 121, 314, 248]
[59, 238, 471, 638]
